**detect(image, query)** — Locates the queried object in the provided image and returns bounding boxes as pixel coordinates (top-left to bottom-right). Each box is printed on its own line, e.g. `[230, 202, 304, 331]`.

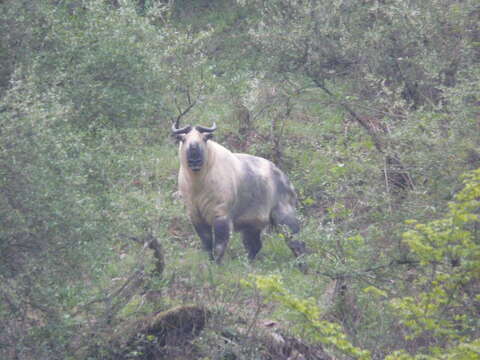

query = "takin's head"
[172, 122, 216, 172]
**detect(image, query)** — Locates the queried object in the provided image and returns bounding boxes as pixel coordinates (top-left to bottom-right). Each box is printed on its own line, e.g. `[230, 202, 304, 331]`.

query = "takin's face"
[176, 127, 214, 172]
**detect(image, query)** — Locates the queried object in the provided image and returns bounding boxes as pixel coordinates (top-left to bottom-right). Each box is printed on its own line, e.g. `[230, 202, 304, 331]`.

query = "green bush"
[389, 168, 480, 358]
[243, 274, 371, 359]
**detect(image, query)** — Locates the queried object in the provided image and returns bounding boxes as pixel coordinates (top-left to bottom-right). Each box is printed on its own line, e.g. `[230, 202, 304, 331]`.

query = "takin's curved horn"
[196, 123, 217, 133]
[171, 122, 192, 135]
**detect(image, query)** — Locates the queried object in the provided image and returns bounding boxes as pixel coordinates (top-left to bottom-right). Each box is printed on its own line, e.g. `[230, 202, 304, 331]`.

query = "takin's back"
[230, 153, 299, 233]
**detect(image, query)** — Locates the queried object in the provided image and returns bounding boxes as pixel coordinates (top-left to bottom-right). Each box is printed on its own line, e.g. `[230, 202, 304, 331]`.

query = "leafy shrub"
[389, 168, 480, 358]
[242, 274, 372, 359]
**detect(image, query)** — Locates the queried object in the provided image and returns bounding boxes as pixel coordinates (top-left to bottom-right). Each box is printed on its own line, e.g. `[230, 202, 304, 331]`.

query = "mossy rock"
[106, 305, 210, 359]
[138, 305, 209, 346]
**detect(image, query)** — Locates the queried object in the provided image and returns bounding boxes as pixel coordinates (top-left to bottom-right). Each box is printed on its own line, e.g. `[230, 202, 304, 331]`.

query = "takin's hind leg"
[241, 227, 262, 260]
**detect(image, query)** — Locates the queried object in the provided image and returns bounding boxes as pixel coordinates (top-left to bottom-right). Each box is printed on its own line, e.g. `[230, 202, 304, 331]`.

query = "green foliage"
[1, 0, 216, 132]
[1, 0, 479, 358]
[252, 0, 478, 107]
[242, 274, 372, 359]
[0, 78, 111, 357]
[390, 168, 480, 357]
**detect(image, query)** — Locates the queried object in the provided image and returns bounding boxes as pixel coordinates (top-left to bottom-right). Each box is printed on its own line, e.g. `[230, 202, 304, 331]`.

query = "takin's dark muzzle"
[187, 144, 204, 171]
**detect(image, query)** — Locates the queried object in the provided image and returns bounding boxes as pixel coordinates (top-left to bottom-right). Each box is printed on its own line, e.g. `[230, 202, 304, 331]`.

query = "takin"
[172, 122, 300, 263]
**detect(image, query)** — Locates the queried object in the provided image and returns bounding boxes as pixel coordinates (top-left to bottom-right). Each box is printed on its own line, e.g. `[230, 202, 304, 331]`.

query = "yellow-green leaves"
[393, 168, 480, 357]
[243, 274, 371, 360]
[363, 285, 388, 298]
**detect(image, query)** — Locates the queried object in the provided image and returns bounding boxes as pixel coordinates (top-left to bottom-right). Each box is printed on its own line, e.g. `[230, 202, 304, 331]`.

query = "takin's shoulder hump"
[235, 153, 297, 200]
[233, 153, 272, 171]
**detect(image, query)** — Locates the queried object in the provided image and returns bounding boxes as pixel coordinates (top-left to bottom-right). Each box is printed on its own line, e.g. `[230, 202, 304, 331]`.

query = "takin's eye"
[203, 133, 214, 141]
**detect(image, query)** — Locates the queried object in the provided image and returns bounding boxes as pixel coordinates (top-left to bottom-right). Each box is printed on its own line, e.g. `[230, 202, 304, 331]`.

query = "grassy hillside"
[1, 0, 479, 359]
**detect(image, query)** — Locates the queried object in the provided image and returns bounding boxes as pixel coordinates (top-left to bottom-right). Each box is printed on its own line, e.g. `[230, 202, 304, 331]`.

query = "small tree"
[389, 168, 480, 358]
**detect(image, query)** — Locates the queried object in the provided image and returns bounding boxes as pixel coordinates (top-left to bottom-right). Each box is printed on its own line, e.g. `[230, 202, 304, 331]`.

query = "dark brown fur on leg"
[241, 227, 262, 260]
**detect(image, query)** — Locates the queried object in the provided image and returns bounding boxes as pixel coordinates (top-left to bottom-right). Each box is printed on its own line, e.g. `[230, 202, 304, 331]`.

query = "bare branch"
[173, 93, 197, 129]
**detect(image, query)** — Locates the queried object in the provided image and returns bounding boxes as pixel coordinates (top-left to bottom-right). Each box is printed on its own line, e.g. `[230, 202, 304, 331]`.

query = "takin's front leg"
[212, 216, 231, 263]
[193, 222, 214, 260]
